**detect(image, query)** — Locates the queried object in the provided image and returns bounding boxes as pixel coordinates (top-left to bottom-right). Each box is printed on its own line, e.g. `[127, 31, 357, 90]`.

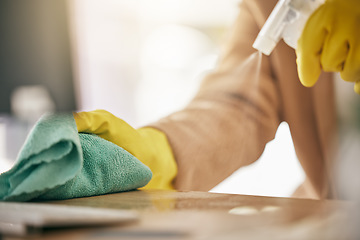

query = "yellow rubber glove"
[73, 110, 177, 190]
[296, 0, 360, 93]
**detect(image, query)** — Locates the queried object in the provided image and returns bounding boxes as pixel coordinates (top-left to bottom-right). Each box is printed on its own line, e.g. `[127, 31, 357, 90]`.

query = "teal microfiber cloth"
[0, 113, 152, 202]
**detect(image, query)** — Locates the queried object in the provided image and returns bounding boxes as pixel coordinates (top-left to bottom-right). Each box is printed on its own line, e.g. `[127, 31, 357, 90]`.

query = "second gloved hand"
[73, 110, 177, 190]
[296, 0, 360, 93]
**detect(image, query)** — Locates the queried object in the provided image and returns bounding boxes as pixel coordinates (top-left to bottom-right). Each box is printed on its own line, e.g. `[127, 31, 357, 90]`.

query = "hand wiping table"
[0, 113, 152, 201]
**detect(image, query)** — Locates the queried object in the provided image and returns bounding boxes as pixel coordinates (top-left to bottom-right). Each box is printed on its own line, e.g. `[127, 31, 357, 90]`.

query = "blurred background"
[0, 0, 304, 197]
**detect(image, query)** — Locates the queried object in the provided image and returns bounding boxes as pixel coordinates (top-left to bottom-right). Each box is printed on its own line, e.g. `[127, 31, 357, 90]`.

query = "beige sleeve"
[149, 0, 282, 191]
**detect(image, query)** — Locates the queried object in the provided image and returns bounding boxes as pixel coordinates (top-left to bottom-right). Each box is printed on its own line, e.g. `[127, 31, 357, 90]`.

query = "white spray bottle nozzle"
[253, 0, 325, 56]
[253, 35, 277, 56]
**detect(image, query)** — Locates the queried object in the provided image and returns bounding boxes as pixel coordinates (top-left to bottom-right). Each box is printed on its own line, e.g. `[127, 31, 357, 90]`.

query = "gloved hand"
[73, 110, 177, 190]
[296, 0, 360, 93]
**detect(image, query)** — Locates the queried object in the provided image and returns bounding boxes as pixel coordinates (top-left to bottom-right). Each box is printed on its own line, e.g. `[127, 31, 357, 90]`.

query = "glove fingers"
[320, 29, 349, 73]
[296, 6, 329, 87]
[340, 35, 360, 84]
[74, 110, 143, 156]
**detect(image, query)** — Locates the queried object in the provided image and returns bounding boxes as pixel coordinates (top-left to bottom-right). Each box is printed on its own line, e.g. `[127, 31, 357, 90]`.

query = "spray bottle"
[253, 0, 325, 56]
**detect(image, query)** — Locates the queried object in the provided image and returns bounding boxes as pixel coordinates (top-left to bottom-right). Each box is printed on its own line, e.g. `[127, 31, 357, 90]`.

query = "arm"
[149, 0, 282, 191]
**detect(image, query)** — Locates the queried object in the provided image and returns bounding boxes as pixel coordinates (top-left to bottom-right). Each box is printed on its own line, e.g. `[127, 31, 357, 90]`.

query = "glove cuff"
[138, 127, 178, 190]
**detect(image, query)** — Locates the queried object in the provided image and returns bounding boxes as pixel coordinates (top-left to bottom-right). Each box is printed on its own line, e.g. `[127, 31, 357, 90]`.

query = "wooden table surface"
[3, 190, 357, 240]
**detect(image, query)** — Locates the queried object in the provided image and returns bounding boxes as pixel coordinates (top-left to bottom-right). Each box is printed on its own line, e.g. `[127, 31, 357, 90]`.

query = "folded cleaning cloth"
[0, 113, 152, 202]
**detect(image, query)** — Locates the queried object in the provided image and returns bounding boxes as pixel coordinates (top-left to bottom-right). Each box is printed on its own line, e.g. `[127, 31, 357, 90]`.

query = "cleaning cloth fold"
[0, 113, 152, 202]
